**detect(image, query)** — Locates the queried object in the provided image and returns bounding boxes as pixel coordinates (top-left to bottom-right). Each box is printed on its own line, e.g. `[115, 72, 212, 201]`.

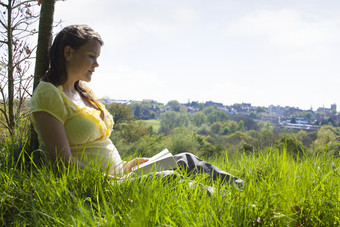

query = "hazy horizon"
[102, 96, 337, 111]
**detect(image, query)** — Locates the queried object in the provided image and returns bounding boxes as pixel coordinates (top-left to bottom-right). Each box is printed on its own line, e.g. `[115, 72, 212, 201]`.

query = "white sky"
[51, 0, 340, 110]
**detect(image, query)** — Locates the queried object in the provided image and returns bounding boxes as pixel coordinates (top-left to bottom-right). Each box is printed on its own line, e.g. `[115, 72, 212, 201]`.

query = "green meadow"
[1, 138, 339, 226]
[1, 104, 340, 226]
[143, 119, 161, 134]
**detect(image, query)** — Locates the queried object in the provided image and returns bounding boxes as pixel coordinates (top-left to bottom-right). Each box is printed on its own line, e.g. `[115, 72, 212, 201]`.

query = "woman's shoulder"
[33, 81, 65, 99]
[30, 81, 69, 125]
[31, 81, 66, 106]
[35, 81, 59, 92]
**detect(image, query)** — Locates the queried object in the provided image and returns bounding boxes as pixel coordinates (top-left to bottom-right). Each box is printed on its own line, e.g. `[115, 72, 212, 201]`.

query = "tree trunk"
[30, 0, 56, 151]
[7, 0, 14, 136]
[33, 0, 56, 88]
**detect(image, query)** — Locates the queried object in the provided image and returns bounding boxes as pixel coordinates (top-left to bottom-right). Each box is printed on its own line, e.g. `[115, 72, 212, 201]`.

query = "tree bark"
[7, 0, 15, 136]
[30, 0, 56, 151]
[33, 0, 55, 88]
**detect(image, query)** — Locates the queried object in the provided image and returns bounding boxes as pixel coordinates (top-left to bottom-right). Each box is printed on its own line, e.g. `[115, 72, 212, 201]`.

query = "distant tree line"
[105, 100, 340, 159]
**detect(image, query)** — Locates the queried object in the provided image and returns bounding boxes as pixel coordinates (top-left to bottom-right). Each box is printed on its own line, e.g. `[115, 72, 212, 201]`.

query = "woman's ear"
[64, 46, 73, 62]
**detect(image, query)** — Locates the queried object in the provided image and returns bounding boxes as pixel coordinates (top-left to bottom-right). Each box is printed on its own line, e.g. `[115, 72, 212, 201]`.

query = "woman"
[30, 25, 243, 186]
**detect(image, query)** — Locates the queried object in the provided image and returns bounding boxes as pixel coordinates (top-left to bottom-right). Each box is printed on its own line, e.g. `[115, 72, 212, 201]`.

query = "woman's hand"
[124, 158, 149, 172]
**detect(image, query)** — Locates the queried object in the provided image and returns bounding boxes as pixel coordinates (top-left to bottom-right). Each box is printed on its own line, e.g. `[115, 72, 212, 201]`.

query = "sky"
[50, 0, 340, 110]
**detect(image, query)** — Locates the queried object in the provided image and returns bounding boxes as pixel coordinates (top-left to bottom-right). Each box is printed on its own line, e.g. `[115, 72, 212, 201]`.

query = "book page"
[147, 148, 171, 163]
[133, 154, 178, 173]
[132, 148, 173, 170]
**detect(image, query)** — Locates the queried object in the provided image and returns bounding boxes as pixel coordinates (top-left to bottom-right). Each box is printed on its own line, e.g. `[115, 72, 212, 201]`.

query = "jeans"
[174, 152, 244, 187]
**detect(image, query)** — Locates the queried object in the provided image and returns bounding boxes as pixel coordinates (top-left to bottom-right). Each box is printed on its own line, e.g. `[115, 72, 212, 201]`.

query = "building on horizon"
[316, 103, 337, 114]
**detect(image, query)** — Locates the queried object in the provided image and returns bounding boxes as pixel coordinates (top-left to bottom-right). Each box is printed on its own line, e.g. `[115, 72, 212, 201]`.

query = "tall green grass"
[0, 141, 339, 226]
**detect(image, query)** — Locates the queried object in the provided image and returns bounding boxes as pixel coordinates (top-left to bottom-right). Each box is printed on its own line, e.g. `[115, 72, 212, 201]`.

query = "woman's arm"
[33, 111, 84, 168]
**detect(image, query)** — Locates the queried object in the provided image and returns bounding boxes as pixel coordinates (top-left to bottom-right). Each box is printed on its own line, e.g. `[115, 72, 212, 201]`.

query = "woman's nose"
[93, 60, 99, 67]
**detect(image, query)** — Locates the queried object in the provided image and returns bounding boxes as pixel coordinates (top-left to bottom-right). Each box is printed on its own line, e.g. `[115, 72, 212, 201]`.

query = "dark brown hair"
[42, 24, 104, 115]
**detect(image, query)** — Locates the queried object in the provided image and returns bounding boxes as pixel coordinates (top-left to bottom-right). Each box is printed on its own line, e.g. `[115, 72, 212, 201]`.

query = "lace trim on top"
[56, 85, 114, 138]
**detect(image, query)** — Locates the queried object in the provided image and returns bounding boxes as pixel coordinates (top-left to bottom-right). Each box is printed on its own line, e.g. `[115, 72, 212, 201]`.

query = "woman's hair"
[42, 24, 104, 115]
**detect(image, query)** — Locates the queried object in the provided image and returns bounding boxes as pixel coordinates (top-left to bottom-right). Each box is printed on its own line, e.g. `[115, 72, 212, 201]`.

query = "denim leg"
[173, 152, 244, 187]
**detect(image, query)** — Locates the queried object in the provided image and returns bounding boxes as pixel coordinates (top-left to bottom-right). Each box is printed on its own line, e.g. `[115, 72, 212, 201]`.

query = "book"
[132, 148, 178, 174]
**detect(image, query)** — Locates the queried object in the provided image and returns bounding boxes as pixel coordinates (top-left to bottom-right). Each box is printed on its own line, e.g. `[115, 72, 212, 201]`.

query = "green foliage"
[159, 111, 189, 135]
[257, 121, 272, 130]
[166, 100, 181, 112]
[224, 131, 249, 153]
[210, 122, 221, 134]
[221, 121, 239, 135]
[198, 102, 204, 111]
[275, 134, 305, 158]
[191, 111, 208, 127]
[241, 143, 253, 153]
[110, 121, 152, 157]
[113, 121, 150, 143]
[255, 106, 267, 114]
[126, 101, 340, 158]
[314, 126, 340, 146]
[249, 111, 257, 119]
[226, 131, 248, 144]
[129, 100, 162, 120]
[179, 105, 187, 113]
[327, 140, 340, 157]
[319, 117, 338, 126]
[166, 127, 200, 155]
[313, 125, 340, 156]
[202, 105, 229, 124]
[0, 99, 30, 137]
[1, 138, 27, 168]
[134, 105, 141, 119]
[199, 143, 226, 158]
[107, 103, 158, 156]
[0, 118, 36, 166]
[196, 123, 211, 135]
[296, 130, 317, 148]
[259, 128, 275, 148]
[120, 134, 167, 158]
[106, 103, 134, 128]
[143, 119, 161, 134]
[114, 108, 337, 159]
[245, 130, 260, 148]
[232, 114, 258, 131]
[238, 120, 244, 132]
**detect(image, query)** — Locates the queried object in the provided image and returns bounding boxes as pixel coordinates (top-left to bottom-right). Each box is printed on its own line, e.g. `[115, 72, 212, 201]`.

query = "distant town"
[102, 98, 339, 131]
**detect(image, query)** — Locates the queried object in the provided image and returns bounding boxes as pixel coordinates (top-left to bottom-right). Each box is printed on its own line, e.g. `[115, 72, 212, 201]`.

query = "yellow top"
[29, 81, 123, 174]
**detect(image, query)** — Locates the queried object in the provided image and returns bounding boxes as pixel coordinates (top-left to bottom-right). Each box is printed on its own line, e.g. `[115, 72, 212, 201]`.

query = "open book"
[132, 149, 178, 174]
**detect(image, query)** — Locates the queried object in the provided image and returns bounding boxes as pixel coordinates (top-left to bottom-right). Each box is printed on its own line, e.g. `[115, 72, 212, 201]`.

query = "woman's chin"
[82, 76, 92, 83]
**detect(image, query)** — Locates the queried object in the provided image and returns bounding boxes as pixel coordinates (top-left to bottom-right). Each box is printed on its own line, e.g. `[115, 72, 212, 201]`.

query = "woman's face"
[65, 40, 101, 83]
